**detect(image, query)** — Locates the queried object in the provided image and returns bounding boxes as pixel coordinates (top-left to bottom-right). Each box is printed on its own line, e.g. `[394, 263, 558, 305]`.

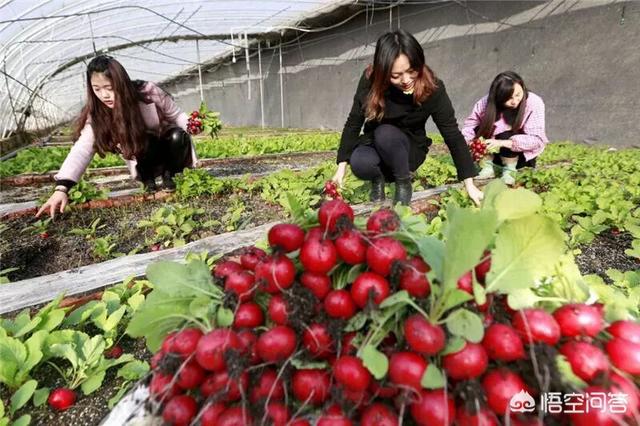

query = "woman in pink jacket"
[461, 71, 548, 186]
[37, 55, 198, 218]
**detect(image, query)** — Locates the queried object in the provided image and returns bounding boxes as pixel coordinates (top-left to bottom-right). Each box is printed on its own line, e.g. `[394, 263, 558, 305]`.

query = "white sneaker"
[477, 163, 495, 179]
[501, 169, 516, 186]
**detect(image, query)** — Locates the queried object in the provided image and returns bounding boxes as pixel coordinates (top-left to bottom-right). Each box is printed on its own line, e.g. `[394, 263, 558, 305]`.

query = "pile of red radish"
[146, 199, 640, 426]
[187, 111, 203, 135]
[469, 138, 488, 162]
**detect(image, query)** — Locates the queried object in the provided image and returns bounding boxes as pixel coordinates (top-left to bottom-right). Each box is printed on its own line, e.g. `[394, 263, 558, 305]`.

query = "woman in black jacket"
[332, 30, 483, 206]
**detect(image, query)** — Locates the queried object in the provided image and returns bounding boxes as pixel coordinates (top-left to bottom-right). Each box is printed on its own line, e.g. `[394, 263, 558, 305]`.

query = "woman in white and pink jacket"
[37, 55, 198, 218]
[461, 71, 548, 186]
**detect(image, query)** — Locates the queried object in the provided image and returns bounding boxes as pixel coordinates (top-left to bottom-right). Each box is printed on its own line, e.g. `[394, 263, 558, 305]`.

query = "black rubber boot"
[142, 178, 157, 193]
[394, 177, 413, 205]
[370, 175, 385, 202]
[161, 171, 177, 192]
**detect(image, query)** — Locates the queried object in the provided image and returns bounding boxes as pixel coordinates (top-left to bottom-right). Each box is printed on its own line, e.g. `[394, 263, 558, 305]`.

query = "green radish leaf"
[446, 309, 484, 343]
[378, 290, 412, 309]
[507, 289, 545, 310]
[216, 307, 234, 328]
[556, 355, 588, 388]
[443, 205, 498, 289]
[10, 380, 37, 415]
[421, 364, 445, 389]
[32, 388, 49, 407]
[117, 361, 150, 381]
[486, 215, 566, 294]
[417, 236, 444, 283]
[107, 383, 131, 409]
[493, 188, 542, 222]
[473, 281, 486, 307]
[440, 289, 473, 313]
[441, 336, 466, 356]
[481, 180, 508, 210]
[81, 371, 106, 395]
[360, 345, 389, 380]
[146, 261, 213, 298]
[11, 415, 31, 426]
[347, 264, 367, 284]
[345, 312, 368, 332]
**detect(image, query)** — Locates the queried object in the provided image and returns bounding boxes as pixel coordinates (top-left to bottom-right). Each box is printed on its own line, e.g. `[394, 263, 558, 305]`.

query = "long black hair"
[476, 71, 528, 139]
[74, 55, 149, 159]
[365, 29, 437, 121]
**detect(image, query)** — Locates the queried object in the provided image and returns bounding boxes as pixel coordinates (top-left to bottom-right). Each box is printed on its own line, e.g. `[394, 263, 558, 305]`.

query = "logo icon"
[510, 390, 536, 413]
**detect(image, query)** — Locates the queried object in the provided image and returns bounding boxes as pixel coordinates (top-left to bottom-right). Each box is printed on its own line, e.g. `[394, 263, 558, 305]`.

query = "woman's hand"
[485, 138, 513, 151]
[463, 178, 484, 206]
[332, 162, 348, 188]
[36, 191, 69, 219]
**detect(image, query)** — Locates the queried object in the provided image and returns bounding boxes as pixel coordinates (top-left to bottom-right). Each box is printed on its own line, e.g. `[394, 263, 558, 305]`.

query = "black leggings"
[349, 124, 412, 182]
[136, 127, 192, 181]
[492, 130, 537, 169]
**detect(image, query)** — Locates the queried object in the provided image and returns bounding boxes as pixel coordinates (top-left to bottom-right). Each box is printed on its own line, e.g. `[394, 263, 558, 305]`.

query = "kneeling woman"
[332, 30, 482, 206]
[37, 55, 198, 218]
[462, 71, 548, 185]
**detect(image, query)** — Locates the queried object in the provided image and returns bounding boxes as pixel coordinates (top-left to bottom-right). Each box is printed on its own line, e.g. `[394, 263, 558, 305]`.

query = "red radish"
[324, 180, 340, 199]
[149, 372, 180, 400]
[224, 270, 255, 302]
[553, 303, 604, 337]
[240, 246, 266, 271]
[195, 329, 242, 371]
[366, 208, 400, 236]
[482, 323, 525, 362]
[300, 238, 338, 274]
[268, 294, 289, 325]
[161, 332, 177, 353]
[290, 419, 311, 426]
[399, 256, 431, 298]
[340, 332, 358, 356]
[334, 355, 372, 391]
[410, 389, 455, 426]
[404, 314, 445, 355]
[606, 338, 640, 375]
[233, 302, 264, 328]
[367, 237, 407, 276]
[351, 272, 390, 308]
[512, 309, 561, 346]
[170, 327, 203, 357]
[360, 403, 398, 426]
[104, 345, 123, 359]
[607, 320, 640, 344]
[237, 329, 260, 364]
[568, 386, 625, 426]
[318, 405, 353, 426]
[318, 199, 354, 232]
[250, 368, 285, 403]
[388, 351, 428, 391]
[481, 368, 528, 415]
[256, 326, 297, 362]
[266, 401, 290, 426]
[343, 387, 370, 407]
[176, 360, 205, 389]
[300, 272, 331, 300]
[369, 380, 399, 398]
[200, 402, 226, 426]
[510, 415, 543, 426]
[200, 371, 248, 401]
[335, 229, 368, 265]
[162, 394, 198, 426]
[214, 260, 243, 279]
[150, 351, 164, 369]
[610, 372, 640, 410]
[217, 407, 253, 426]
[474, 250, 492, 284]
[457, 271, 473, 294]
[560, 341, 609, 381]
[324, 290, 357, 319]
[456, 405, 499, 426]
[442, 342, 488, 380]
[48, 388, 76, 411]
[302, 323, 333, 358]
[268, 223, 305, 253]
[292, 369, 331, 405]
[254, 255, 296, 293]
[305, 226, 324, 241]
[150, 243, 161, 251]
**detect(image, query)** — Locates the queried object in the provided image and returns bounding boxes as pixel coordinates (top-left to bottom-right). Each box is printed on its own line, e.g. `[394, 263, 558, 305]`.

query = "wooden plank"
[0, 184, 458, 314]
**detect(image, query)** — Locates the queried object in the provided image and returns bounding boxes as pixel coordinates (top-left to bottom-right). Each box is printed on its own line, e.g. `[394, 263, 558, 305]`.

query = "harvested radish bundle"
[323, 180, 341, 199]
[126, 182, 640, 425]
[469, 137, 488, 162]
[186, 102, 222, 137]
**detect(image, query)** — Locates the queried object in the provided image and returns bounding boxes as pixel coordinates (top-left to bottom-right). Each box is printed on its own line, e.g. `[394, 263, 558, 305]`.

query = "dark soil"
[1, 191, 284, 282]
[575, 230, 639, 278]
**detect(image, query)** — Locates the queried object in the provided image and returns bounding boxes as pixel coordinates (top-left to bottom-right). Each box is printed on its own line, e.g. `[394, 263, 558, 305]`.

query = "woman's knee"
[162, 127, 191, 149]
[373, 124, 409, 150]
[349, 153, 379, 180]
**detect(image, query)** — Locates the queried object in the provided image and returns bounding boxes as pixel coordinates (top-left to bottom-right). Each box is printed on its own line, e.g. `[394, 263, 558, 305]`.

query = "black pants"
[349, 124, 413, 182]
[136, 127, 192, 181]
[492, 130, 537, 169]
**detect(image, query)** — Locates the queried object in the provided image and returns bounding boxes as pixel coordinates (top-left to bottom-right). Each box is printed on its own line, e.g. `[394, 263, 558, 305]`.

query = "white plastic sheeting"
[0, 0, 351, 136]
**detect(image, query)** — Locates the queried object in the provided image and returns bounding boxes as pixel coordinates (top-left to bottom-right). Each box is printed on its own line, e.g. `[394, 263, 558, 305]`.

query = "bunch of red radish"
[146, 198, 640, 426]
[323, 180, 340, 199]
[469, 138, 488, 162]
[187, 111, 203, 135]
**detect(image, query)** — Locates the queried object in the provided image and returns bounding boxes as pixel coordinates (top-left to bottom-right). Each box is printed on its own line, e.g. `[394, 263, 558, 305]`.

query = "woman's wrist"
[54, 185, 69, 195]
